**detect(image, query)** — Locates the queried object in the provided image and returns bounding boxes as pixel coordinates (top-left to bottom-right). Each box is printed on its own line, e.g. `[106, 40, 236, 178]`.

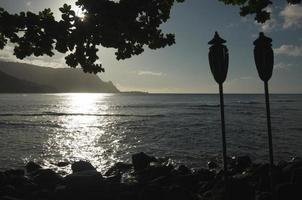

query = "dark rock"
[65, 170, 103, 189]
[57, 161, 70, 167]
[32, 169, 63, 188]
[194, 168, 215, 182]
[71, 161, 96, 173]
[137, 165, 173, 183]
[229, 177, 255, 200]
[0, 171, 7, 186]
[291, 167, 302, 185]
[25, 162, 42, 174]
[1, 196, 22, 200]
[104, 162, 132, 177]
[177, 165, 191, 175]
[139, 185, 165, 200]
[277, 160, 288, 169]
[276, 183, 302, 200]
[166, 186, 196, 200]
[4, 169, 24, 177]
[1, 185, 17, 196]
[132, 152, 157, 171]
[207, 161, 218, 170]
[256, 192, 272, 200]
[236, 156, 252, 171]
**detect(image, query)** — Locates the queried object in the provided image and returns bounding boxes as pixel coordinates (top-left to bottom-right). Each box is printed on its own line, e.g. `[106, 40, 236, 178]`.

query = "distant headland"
[0, 61, 120, 93]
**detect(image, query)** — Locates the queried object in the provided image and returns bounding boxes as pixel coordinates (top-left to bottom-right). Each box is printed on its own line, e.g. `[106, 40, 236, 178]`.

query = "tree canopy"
[0, 0, 300, 73]
[220, 0, 301, 23]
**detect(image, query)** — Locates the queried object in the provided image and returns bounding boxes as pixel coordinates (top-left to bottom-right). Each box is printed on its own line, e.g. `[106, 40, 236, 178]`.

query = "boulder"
[276, 183, 301, 200]
[65, 170, 103, 189]
[176, 165, 191, 175]
[104, 162, 132, 177]
[71, 161, 96, 173]
[207, 161, 219, 170]
[291, 167, 302, 185]
[32, 169, 63, 188]
[255, 192, 272, 200]
[132, 152, 156, 171]
[57, 161, 70, 167]
[137, 165, 173, 183]
[25, 162, 42, 174]
[236, 156, 252, 171]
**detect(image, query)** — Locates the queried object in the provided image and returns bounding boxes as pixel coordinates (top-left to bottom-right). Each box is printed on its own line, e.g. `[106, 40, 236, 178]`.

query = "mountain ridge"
[0, 61, 120, 93]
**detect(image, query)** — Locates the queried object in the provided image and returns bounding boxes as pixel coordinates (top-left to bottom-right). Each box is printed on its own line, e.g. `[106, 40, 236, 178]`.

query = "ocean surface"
[0, 93, 301, 174]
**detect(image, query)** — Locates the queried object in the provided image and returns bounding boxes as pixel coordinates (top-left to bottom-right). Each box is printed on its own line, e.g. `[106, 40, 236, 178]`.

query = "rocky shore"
[0, 152, 301, 200]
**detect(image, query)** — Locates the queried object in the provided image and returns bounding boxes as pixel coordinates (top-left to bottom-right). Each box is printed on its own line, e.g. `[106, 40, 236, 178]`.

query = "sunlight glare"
[72, 5, 86, 20]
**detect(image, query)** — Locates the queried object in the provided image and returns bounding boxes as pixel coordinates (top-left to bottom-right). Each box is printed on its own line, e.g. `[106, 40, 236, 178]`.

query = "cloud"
[280, 4, 302, 28]
[26, 1, 32, 7]
[0, 43, 66, 68]
[239, 76, 253, 80]
[137, 71, 165, 76]
[274, 45, 302, 57]
[274, 62, 292, 70]
[255, 7, 278, 32]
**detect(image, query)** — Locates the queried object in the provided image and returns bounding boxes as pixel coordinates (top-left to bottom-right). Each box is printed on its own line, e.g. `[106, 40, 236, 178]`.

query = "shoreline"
[0, 152, 301, 200]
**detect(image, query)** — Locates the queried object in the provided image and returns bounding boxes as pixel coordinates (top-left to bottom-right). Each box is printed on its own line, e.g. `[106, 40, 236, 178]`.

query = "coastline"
[1, 152, 301, 200]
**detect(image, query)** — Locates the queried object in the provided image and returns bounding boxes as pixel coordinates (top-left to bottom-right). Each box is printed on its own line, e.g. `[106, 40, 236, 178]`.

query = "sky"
[0, 0, 302, 93]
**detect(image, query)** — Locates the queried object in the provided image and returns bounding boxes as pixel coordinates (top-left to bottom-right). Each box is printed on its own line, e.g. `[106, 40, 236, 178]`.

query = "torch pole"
[264, 81, 274, 193]
[219, 83, 228, 195]
[264, 81, 274, 166]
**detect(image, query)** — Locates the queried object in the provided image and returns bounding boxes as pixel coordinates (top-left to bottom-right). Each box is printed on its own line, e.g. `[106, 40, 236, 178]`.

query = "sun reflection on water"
[44, 93, 123, 173]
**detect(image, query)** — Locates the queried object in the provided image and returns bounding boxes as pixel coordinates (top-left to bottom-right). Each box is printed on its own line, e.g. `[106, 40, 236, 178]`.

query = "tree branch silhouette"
[0, 0, 184, 73]
[0, 0, 300, 73]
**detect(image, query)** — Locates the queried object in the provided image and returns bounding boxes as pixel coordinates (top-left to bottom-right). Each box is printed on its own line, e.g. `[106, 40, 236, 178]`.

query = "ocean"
[0, 93, 301, 174]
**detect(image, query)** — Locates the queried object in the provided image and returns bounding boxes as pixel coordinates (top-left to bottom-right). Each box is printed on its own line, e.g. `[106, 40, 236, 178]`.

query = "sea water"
[0, 93, 301, 174]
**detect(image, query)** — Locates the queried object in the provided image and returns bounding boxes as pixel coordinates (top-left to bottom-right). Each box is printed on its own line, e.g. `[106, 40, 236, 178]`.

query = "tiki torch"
[208, 32, 229, 185]
[253, 32, 274, 167]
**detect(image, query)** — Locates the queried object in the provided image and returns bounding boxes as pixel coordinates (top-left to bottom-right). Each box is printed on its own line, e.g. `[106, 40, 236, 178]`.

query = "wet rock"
[137, 165, 173, 183]
[193, 168, 215, 182]
[207, 161, 219, 170]
[65, 170, 103, 189]
[166, 186, 196, 200]
[0, 171, 7, 186]
[71, 161, 96, 173]
[57, 161, 70, 167]
[1, 196, 23, 200]
[276, 183, 301, 200]
[176, 165, 191, 175]
[291, 167, 302, 185]
[4, 169, 24, 177]
[229, 178, 255, 200]
[1, 184, 17, 196]
[132, 152, 157, 171]
[32, 169, 63, 188]
[236, 156, 252, 171]
[139, 185, 165, 200]
[255, 192, 272, 200]
[25, 162, 42, 174]
[104, 162, 132, 177]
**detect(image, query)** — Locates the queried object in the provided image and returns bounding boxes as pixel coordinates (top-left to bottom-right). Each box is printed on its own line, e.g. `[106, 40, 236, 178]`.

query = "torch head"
[253, 32, 274, 82]
[208, 32, 229, 85]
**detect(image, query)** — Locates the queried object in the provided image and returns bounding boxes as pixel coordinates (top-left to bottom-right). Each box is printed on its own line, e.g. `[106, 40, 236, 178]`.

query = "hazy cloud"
[274, 45, 302, 57]
[26, 1, 32, 7]
[280, 4, 302, 28]
[137, 71, 165, 76]
[258, 7, 278, 32]
[239, 76, 253, 80]
[275, 62, 292, 70]
[0, 44, 66, 68]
